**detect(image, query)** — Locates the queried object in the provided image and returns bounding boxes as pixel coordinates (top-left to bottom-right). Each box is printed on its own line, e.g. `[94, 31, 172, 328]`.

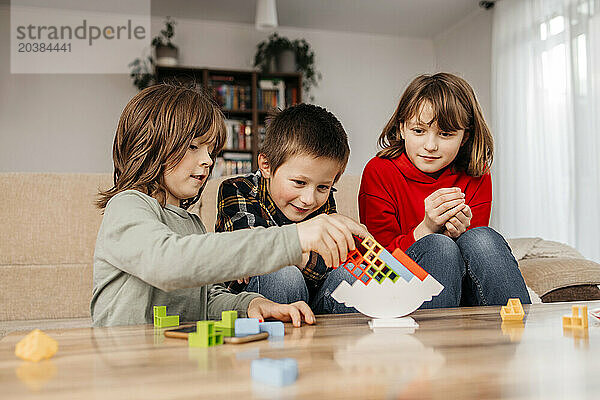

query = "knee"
[413, 233, 462, 260]
[275, 266, 307, 292]
[458, 227, 508, 255]
[257, 266, 308, 303]
[407, 233, 463, 277]
[326, 265, 357, 287]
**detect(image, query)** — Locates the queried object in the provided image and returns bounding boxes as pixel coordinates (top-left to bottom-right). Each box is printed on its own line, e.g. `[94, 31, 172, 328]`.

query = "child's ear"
[258, 153, 272, 179]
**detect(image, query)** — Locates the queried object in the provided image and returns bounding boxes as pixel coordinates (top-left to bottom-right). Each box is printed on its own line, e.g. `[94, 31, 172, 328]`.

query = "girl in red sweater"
[359, 73, 530, 308]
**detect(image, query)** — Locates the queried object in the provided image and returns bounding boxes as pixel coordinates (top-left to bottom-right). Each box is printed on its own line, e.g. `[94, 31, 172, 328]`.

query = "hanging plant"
[254, 33, 322, 101]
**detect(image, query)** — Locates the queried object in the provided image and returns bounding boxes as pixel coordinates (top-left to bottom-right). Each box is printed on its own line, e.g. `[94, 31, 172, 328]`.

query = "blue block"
[378, 249, 413, 282]
[235, 318, 260, 337]
[251, 358, 298, 386]
[259, 321, 285, 337]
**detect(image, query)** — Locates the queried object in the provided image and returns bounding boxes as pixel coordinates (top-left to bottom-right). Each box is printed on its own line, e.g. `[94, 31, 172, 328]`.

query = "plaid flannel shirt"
[215, 170, 337, 294]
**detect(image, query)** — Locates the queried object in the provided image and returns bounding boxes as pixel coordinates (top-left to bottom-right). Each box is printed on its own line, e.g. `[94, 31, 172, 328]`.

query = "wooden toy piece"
[251, 358, 298, 386]
[500, 298, 525, 321]
[15, 329, 58, 362]
[235, 318, 260, 337]
[153, 305, 180, 328]
[562, 305, 588, 329]
[259, 321, 285, 337]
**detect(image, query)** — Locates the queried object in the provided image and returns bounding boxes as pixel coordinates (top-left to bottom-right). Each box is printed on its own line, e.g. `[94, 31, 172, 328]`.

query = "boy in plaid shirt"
[216, 104, 358, 314]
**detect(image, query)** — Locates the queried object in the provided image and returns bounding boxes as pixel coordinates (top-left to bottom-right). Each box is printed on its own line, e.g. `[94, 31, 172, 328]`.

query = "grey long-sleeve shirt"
[91, 190, 302, 326]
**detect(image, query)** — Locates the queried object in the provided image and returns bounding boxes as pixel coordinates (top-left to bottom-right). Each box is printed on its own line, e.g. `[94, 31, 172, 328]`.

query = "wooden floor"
[1, 301, 600, 399]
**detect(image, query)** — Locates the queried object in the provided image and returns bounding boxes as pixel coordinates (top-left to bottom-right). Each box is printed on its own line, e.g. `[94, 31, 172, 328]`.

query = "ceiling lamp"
[255, 0, 278, 30]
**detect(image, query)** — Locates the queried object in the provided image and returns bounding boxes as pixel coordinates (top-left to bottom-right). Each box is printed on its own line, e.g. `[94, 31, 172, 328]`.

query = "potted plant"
[254, 33, 322, 100]
[129, 16, 179, 91]
[152, 16, 178, 66]
[128, 55, 155, 91]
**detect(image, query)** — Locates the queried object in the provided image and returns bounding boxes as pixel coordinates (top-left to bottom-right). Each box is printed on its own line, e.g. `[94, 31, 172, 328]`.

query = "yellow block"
[500, 298, 524, 321]
[562, 305, 588, 329]
[15, 329, 58, 362]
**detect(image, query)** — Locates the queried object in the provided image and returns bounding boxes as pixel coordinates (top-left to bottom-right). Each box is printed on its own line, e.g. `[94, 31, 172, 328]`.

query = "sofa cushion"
[0, 264, 92, 320]
[519, 257, 600, 297]
[0, 173, 112, 265]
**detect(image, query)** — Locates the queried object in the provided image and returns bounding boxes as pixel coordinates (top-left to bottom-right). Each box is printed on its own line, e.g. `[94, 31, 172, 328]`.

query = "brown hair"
[260, 103, 350, 181]
[377, 73, 493, 176]
[97, 83, 226, 210]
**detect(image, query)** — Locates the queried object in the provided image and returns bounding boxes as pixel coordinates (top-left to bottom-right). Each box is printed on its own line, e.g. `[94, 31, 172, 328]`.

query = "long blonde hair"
[97, 83, 226, 210]
[378, 73, 493, 176]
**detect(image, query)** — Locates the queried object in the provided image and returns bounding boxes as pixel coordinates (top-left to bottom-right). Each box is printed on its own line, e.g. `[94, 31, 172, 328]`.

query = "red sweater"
[359, 153, 492, 252]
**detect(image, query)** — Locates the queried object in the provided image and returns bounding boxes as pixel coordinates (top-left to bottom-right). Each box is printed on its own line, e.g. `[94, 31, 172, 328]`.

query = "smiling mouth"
[190, 174, 206, 182]
[291, 204, 310, 213]
[419, 155, 440, 160]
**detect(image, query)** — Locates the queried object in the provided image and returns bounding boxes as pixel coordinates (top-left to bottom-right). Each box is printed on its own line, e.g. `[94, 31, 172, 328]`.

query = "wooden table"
[1, 301, 600, 399]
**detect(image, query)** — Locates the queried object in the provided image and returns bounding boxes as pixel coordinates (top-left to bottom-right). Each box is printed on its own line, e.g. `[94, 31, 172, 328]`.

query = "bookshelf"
[155, 66, 302, 175]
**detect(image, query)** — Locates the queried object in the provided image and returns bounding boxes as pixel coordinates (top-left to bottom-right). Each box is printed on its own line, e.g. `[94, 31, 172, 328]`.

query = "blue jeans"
[406, 227, 531, 308]
[245, 265, 358, 314]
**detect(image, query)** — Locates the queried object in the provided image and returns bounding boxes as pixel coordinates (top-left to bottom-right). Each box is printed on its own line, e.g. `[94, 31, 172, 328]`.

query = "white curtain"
[491, 0, 600, 262]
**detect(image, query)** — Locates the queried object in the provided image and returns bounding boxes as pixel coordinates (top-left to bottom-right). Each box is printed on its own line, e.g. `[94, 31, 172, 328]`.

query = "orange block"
[391, 248, 428, 281]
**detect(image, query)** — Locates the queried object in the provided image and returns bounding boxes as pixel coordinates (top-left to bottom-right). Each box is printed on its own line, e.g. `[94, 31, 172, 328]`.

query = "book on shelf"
[257, 124, 266, 148]
[213, 151, 253, 178]
[224, 119, 252, 150]
[210, 77, 251, 110]
[258, 79, 286, 110]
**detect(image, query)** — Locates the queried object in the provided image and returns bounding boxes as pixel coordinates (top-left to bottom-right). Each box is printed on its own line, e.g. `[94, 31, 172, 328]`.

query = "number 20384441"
[18, 42, 71, 53]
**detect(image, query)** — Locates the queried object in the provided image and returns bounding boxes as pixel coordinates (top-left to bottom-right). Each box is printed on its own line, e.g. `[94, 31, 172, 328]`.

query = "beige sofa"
[2, 173, 600, 327]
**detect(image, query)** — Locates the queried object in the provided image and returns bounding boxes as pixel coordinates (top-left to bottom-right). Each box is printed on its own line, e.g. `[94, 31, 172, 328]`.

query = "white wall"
[433, 8, 493, 119]
[0, 7, 435, 175]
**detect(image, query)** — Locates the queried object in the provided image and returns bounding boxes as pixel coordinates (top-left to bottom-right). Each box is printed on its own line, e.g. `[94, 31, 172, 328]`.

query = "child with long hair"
[91, 84, 367, 326]
[359, 73, 530, 307]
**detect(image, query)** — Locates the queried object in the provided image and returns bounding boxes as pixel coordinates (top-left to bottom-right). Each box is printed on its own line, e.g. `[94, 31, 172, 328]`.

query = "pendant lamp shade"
[255, 0, 278, 30]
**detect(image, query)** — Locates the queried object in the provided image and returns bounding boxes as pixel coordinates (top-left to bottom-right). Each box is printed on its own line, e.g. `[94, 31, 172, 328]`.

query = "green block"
[156, 315, 179, 328]
[215, 327, 234, 337]
[218, 311, 237, 329]
[153, 306, 179, 327]
[189, 321, 223, 348]
[153, 306, 166, 326]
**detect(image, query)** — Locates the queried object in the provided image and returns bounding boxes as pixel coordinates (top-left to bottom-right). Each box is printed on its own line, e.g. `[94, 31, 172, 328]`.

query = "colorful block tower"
[335, 236, 430, 286]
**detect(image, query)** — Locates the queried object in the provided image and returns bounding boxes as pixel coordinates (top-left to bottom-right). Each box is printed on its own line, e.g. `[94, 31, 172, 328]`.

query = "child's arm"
[359, 159, 415, 251]
[100, 191, 302, 292]
[100, 191, 366, 292]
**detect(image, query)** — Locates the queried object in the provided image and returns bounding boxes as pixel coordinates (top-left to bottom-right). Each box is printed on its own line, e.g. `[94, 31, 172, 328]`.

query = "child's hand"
[237, 277, 251, 284]
[247, 297, 315, 327]
[443, 205, 472, 239]
[296, 252, 310, 270]
[296, 213, 369, 269]
[414, 187, 466, 240]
